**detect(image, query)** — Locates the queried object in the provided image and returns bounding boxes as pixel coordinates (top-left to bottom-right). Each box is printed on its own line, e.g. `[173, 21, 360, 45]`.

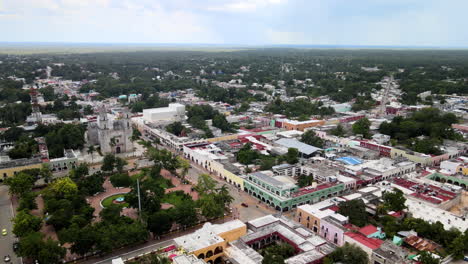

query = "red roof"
[293, 183, 336, 197]
[345, 232, 383, 250]
[388, 211, 404, 218]
[359, 225, 378, 236]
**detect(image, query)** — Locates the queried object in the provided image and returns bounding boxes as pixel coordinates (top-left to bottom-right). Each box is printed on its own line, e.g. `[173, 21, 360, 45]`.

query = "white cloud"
[208, 0, 286, 12]
[265, 29, 307, 44]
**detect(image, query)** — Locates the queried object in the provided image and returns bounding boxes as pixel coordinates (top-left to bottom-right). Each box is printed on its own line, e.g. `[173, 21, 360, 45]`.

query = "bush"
[110, 173, 132, 188]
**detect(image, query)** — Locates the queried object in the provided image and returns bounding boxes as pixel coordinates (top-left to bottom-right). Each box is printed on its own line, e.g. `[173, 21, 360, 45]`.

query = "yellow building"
[211, 160, 245, 189]
[390, 148, 433, 166]
[174, 220, 247, 264]
[0, 157, 43, 181]
[296, 201, 338, 234]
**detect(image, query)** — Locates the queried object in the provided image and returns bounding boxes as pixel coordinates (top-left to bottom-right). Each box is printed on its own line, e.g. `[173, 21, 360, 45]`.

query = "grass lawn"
[101, 194, 129, 208]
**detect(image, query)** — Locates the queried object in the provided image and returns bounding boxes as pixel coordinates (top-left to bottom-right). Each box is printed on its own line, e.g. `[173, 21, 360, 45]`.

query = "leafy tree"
[1, 126, 26, 142]
[8, 137, 38, 159]
[338, 200, 368, 227]
[382, 188, 407, 212]
[39, 163, 53, 184]
[300, 130, 324, 148]
[262, 253, 285, 264]
[87, 145, 96, 163]
[176, 157, 190, 181]
[216, 185, 234, 207]
[59, 224, 97, 257]
[173, 200, 197, 228]
[198, 194, 225, 219]
[76, 172, 105, 196]
[285, 148, 299, 164]
[12, 210, 42, 237]
[147, 147, 179, 173]
[110, 173, 133, 188]
[237, 102, 250, 112]
[4, 172, 35, 197]
[18, 232, 66, 264]
[418, 251, 440, 264]
[326, 243, 368, 264]
[94, 220, 148, 253]
[236, 143, 260, 165]
[330, 124, 346, 137]
[69, 163, 89, 181]
[212, 113, 232, 132]
[379, 215, 401, 238]
[100, 204, 122, 224]
[195, 174, 217, 194]
[115, 157, 128, 173]
[297, 174, 314, 187]
[260, 156, 276, 170]
[261, 243, 295, 264]
[46, 177, 78, 199]
[166, 121, 186, 136]
[125, 176, 163, 214]
[83, 105, 94, 115]
[18, 192, 38, 211]
[101, 153, 116, 172]
[148, 210, 173, 235]
[352, 117, 371, 138]
[448, 234, 466, 260]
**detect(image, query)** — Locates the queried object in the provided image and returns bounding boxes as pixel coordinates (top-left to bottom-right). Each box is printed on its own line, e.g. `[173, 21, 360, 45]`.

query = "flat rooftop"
[249, 172, 297, 190]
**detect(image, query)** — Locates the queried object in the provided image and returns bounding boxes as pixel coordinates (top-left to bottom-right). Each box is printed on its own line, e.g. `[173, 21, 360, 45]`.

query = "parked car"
[3, 255, 11, 263]
[1, 229, 6, 236]
[241, 203, 249, 207]
[12, 242, 19, 252]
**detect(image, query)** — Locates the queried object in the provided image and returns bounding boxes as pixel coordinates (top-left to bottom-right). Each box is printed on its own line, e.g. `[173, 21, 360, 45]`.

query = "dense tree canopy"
[338, 199, 368, 227]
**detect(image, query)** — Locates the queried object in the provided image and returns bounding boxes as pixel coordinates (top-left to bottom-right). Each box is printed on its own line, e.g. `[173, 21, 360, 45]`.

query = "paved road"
[0, 185, 21, 264]
[91, 239, 174, 264]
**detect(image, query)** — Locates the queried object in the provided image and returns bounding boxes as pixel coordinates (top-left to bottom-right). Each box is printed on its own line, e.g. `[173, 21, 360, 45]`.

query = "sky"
[1, 0, 467, 47]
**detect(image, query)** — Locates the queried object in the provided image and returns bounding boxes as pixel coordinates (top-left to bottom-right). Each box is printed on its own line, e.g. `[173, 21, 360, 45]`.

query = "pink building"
[319, 214, 349, 246]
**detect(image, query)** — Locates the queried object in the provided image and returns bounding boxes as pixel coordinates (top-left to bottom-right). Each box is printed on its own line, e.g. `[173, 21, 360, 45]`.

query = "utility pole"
[137, 178, 142, 219]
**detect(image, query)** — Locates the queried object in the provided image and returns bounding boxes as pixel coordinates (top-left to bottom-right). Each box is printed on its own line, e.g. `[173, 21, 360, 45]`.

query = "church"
[87, 107, 133, 154]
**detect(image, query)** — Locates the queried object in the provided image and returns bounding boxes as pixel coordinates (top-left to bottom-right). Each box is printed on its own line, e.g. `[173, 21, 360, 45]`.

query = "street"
[0, 185, 20, 264]
[184, 159, 276, 222]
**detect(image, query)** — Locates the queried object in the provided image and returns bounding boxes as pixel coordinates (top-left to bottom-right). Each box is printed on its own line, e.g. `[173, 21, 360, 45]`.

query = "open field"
[0, 43, 248, 54]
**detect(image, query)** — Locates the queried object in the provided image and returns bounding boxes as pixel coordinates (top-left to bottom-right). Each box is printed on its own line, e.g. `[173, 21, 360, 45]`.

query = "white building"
[143, 103, 185, 123]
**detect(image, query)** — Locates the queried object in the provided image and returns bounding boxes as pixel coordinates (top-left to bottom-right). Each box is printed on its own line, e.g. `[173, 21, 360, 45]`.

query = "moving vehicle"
[3, 255, 11, 263]
[241, 203, 248, 207]
[1, 229, 6, 236]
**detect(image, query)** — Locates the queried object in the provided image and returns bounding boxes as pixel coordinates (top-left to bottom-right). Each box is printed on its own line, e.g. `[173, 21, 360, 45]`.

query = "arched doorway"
[116, 146, 121, 153]
[198, 253, 205, 259]
[214, 246, 223, 255]
[206, 250, 213, 258]
[214, 257, 223, 264]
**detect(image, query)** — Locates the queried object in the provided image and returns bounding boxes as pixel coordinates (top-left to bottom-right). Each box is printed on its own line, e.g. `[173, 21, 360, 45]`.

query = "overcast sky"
[1, 0, 467, 47]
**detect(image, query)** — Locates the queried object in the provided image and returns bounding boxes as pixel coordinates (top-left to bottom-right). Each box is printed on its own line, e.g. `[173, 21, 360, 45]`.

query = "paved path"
[0, 185, 21, 264]
[87, 178, 135, 221]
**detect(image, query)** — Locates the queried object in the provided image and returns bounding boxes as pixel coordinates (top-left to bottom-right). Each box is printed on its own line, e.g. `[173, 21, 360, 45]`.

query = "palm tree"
[177, 157, 190, 182]
[87, 145, 96, 163]
[217, 185, 234, 208]
[109, 137, 117, 153]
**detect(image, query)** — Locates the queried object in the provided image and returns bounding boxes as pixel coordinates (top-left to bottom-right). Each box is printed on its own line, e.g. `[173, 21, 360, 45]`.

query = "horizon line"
[1, 41, 468, 50]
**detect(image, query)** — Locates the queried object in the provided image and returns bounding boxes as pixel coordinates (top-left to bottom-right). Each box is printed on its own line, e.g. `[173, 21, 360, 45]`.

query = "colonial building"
[88, 107, 133, 154]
